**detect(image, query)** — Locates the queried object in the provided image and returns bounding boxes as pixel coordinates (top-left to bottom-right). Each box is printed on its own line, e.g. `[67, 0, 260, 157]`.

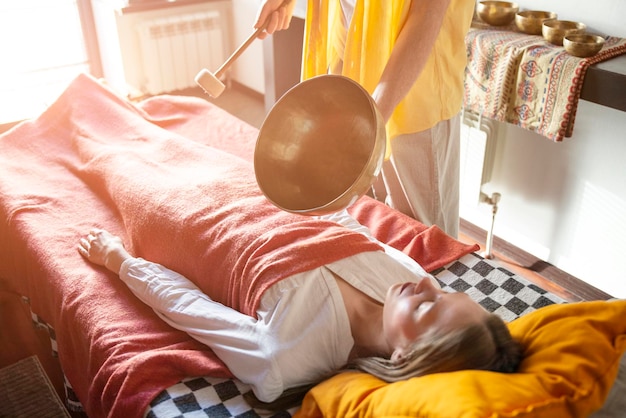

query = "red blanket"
[67, 92, 382, 315]
[136, 94, 479, 273]
[0, 74, 477, 418]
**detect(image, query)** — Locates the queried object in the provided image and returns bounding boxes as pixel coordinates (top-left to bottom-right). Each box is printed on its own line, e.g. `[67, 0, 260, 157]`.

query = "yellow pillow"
[296, 300, 626, 418]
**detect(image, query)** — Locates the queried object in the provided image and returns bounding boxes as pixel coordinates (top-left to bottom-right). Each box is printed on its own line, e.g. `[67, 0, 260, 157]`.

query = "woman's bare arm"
[372, 0, 452, 122]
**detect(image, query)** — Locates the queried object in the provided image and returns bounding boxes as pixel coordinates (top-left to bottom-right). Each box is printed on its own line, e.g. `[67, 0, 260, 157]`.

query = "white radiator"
[460, 109, 498, 206]
[136, 11, 224, 95]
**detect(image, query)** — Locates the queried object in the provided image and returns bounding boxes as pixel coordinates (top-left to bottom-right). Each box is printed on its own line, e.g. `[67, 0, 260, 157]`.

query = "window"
[0, 0, 92, 124]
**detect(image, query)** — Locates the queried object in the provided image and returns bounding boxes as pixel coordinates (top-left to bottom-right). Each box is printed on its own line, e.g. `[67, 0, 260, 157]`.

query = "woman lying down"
[78, 210, 523, 408]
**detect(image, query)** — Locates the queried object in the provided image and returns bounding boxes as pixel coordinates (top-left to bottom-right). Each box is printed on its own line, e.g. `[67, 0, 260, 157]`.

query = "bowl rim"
[542, 19, 586, 30]
[477, 1, 520, 11]
[478, 0, 519, 7]
[563, 34, 606, 46]
[516, 10, 557, 19]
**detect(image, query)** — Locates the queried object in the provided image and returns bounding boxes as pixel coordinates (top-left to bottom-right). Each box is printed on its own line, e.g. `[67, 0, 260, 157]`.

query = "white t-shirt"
[118, 210, 435, 402]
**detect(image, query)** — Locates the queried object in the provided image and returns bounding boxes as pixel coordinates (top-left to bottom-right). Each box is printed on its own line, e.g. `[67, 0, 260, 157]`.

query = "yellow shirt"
[302, 0, 475, 152]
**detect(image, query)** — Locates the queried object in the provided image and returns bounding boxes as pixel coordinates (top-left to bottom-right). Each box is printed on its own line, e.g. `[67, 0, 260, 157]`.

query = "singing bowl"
[254, 75, 386, 216]
[542, 20, 586, 46]
[564, 34, 605, 58]
[515, 10, 557, 35]
[476, 1, 519, 26]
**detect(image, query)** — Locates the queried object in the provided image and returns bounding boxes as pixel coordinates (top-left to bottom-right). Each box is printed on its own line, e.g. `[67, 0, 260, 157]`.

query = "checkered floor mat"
[146, 377, 296, 418]
[433, 253, 565, 322]
[30, 252, 565, 417]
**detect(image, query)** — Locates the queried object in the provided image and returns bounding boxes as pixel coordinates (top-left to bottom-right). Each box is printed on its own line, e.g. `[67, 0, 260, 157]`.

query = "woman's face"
[382, 277, 488, 360]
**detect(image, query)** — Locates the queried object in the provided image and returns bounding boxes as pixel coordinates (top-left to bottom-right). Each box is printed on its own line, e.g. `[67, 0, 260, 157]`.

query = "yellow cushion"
[295, 300, 626, 418]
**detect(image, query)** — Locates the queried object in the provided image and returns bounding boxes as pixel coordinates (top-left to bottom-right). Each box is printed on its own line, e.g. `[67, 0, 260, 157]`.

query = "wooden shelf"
[581, 54, 626, 112]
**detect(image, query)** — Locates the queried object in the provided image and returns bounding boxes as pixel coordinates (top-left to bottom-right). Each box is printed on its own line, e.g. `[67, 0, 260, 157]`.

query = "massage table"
[1, 74, 624, 418]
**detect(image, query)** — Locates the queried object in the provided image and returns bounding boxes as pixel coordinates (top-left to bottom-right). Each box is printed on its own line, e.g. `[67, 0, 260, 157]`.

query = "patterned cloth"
[30, 252, 565, 417]
[464, 21, 626, 141]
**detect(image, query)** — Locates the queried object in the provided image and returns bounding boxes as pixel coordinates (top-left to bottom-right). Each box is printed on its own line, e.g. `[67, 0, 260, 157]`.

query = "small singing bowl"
[542, 20, 586, 46]
[564, 34, 605, 58]
[477, 1, 519, 26]
[254, 75, 386, 216]
[515, 10, 557, 35]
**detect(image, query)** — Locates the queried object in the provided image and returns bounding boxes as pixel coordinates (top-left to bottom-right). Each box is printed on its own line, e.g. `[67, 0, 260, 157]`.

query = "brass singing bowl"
[254, 75, 386, 216]
[564, 34, 605, 58]
[477, 1, 519, 26]
[542, 20, 586, 46]
[515, 11, 557, 35]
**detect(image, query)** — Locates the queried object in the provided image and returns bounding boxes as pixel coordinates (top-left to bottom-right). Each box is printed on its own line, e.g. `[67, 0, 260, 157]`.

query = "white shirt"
[118, 210, 435, 402]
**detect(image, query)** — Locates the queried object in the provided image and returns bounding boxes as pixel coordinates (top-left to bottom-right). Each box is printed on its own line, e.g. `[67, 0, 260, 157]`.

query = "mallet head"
[195, 69, 226, 98]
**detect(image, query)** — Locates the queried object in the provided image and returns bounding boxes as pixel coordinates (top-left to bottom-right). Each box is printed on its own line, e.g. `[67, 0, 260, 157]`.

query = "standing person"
[255, 0, 475, 238]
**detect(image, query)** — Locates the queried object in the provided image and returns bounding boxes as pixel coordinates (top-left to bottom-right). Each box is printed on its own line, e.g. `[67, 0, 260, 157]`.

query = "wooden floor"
[194, 82, 613, 303]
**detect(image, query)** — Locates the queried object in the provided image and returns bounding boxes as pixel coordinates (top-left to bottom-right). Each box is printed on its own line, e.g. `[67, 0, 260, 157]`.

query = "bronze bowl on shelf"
[254, 75, 386, 216]
[542, 20, 586, 46]
[564, 34, 605, 58]
[477, 1, 519, 26]
[515, 10, 557, 35]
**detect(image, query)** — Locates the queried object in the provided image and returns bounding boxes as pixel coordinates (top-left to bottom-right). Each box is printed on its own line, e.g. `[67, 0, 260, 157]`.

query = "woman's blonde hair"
[352, 313, 523, 380]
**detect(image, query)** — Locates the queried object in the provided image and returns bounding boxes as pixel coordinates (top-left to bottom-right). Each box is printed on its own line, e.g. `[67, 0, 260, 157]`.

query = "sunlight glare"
[0, 0, 89, 123]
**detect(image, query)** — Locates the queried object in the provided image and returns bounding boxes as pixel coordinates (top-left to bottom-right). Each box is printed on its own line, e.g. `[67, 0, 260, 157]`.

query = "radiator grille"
[137, 11, 224, 95]
[460, 109, 498, 206]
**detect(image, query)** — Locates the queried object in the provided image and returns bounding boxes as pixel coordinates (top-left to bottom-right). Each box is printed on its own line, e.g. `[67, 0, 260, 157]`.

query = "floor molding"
[460, 218, 613, 302]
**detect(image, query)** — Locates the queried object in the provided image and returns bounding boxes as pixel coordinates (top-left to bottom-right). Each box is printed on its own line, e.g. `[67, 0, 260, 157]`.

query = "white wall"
[514, 0, 626, 38]
[230, 0, 266, 93]
[464, 0, 626, 298]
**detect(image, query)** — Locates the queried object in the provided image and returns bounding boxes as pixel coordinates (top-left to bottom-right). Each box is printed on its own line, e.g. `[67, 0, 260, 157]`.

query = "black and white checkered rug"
[434, 252, 564, 322]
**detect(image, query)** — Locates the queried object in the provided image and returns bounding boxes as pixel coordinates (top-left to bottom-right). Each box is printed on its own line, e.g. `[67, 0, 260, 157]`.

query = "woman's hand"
[78, 229, 131, 274]
[254, 0, 296, 40]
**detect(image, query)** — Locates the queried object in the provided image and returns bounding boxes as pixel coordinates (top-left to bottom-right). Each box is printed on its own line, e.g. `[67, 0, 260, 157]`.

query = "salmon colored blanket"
[0, 74, 477, 418]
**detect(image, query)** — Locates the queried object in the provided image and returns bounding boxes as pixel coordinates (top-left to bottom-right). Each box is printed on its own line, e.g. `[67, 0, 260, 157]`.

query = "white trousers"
[372, 114, 461, 238]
